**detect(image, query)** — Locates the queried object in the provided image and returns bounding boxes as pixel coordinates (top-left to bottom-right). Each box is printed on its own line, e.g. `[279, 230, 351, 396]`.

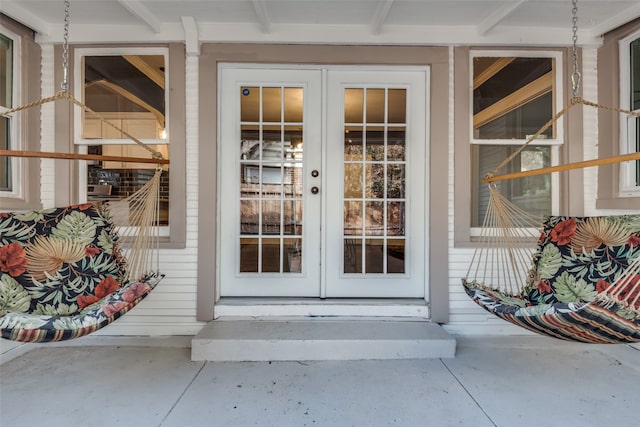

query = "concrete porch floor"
[1, 336, 639, 427]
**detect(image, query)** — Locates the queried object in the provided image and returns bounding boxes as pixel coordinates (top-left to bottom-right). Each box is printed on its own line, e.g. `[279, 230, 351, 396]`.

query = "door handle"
[311, 186, 319, 194]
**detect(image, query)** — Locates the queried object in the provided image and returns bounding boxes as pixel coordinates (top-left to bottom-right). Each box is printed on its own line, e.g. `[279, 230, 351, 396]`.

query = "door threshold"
[213, 298, 429, 319]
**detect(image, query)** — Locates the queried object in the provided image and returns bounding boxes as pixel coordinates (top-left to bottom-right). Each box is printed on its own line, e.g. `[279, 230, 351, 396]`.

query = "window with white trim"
[470, 51, 562, 228]
[74, 47, 170, 229]
[0, 27, 20, 197]
[619, 31, 640, 195]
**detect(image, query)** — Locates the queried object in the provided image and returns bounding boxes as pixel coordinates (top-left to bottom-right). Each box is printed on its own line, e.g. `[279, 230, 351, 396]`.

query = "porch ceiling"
[1, 0, 639, 46]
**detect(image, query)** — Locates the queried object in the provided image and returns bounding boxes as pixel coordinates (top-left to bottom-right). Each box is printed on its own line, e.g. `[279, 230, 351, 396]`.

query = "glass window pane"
[344, 164, 363, 198]
[472, 145, 551, 227]
[262, 200, 281, 234]
[344, 238, 362, 274]
[387, 201, 405, 236]
[345, 88, 363, 123]
[366, 126, 385, 161]
[631, 38, 640, 111]
[365, 164, 385, 198]
[283, 200, 303, 235]
[262, 238, 281, 273]
[0, 34, 13, 108]
[344, 201, 363, 236]
[365, 239, 384, 273]
[345, 126, 363, 161]
[284, 87, 303, 122]
[365, 201, 384, 236]
[240, 200, 259, 234]
[241, 86, 260, 122]
[0, 117, 10, 191]
[388, 127, 406, 161]
[240, 238, 259, 273]
[366, 89, 385, 123]
[83, 55, 165, 140]
[387, 239, 405, 274]
[473, 57, 554, 140]
[388, 89, 406, 123]
[263, 87, 282, 122]
[387, 164, 405, 199]
[284, 238, 302, 273]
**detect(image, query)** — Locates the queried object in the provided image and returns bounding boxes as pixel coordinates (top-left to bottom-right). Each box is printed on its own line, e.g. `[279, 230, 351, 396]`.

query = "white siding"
[40, 45, 55, 208]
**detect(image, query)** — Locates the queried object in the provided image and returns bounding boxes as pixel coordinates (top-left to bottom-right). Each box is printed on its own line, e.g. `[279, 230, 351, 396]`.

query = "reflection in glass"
[344, 201, 363, 236]
[387, 239, 405, 273]
[262, 87, 282, 122]
[365, 239, 384, 273]
[388, 89, 406, 123]
[366, 89, 385, 123]
[284, 238, 302, 273]
[240, 200, 259, 234]
[344, 126, 363, 160]
[262, 238, 280, 273]
[472, 145, 551, 227]
[365, 201, 384, 236]
[388, 127, 406, 161]
[344, 238, 362, 274]
[283, 200, 303, 236]
[240, 238, 259, 272]
[387, 165, 405, 198]
[345, 88, 364, 123]
[365, 164, 385, 198]
[239, 85, 305, 275]
[262, 200, 281, 234]
[366, 126, 385, 161]
[344, 164, 363, 198]
[387, 201, 405, 235]
[241, 87, 260, 122]
[284, 88, 303, 122]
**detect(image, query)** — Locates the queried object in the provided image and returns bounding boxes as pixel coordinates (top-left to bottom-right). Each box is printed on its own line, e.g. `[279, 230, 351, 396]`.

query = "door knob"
[311, 170, 319, 177]
[311, 186, 319, 194]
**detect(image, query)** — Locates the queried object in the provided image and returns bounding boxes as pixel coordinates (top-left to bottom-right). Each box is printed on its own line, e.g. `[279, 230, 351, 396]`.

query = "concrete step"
[191, 319, 456, 361]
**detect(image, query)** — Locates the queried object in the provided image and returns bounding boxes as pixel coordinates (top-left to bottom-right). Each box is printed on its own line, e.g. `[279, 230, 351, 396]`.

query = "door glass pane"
[343, 87, 407, 275]
[240, 85, 304, 274]
[1, 34, 13, 192]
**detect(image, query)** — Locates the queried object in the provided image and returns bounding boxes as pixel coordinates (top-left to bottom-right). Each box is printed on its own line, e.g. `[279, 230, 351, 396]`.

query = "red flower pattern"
[596, 279, 611, 293]
[537, 280, 552, 294]
[628, 235, 640, 248]
[0, 242, 28, 277]
[103, 301, 128, 317]
[122, 282, 151, 302]
[550, 218, 576, 246]
[85, 246, 100, 257]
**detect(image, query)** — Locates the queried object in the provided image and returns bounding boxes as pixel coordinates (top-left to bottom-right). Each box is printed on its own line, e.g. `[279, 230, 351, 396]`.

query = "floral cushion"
[526, 215, 640, 307]
[0, 203, 126, 317]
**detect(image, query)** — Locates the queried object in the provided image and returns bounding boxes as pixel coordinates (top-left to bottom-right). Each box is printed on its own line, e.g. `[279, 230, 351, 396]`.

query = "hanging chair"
[0, 2, 168, 343]
[463, 0, 640, 344]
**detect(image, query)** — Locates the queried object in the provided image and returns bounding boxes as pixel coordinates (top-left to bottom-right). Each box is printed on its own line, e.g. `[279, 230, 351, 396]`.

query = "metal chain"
[61, 0, 70, 92]
[571, 0, 581, 98]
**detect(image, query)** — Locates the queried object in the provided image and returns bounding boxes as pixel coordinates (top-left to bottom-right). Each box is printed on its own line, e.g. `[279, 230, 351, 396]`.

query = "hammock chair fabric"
[0, 203, 163, 342]
[463, 190, 640, 343]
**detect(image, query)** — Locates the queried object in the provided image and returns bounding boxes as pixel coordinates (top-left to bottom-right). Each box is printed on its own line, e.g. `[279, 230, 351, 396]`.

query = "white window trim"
[469, 50, 563, 235]
[73, 47, 170, 236]
[618, 30, 640, 196]
[1, 25, 22, 199]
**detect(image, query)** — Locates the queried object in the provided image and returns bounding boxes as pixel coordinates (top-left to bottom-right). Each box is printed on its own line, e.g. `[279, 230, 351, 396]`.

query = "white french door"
[218, 65, 428, 298]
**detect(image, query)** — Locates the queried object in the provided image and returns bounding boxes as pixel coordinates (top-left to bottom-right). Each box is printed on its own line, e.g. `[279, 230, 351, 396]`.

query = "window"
[74, 48, 170, 228]
[1, 17, 40, 210]
[596, 19, 640, 209]
[619, 31, 640, 195]
[470, 51, 562, 228]
[1, 28, 19, 196]
[71, 44, 185, 246]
